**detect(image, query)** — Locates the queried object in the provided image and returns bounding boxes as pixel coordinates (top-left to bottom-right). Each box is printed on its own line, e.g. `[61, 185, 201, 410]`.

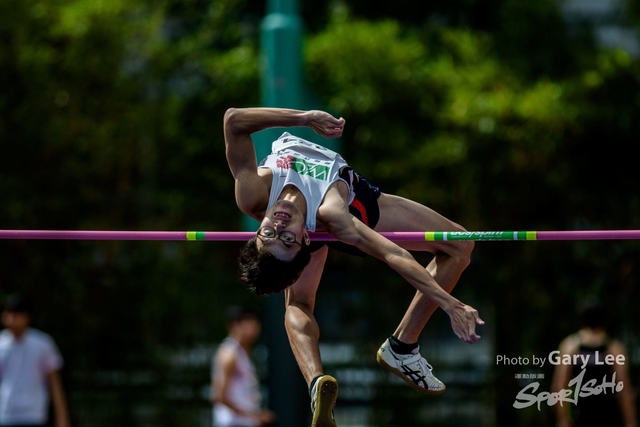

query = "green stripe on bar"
[424, 231, 538, 241]
[186, 231, 206, 241]
[427, 232, 446, 240]
[447, 231, 518, 241]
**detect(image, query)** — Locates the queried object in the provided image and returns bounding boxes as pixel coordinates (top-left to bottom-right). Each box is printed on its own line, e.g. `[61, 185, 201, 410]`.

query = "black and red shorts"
[312, 168, 381, 256]
[343, 168, 381, 229]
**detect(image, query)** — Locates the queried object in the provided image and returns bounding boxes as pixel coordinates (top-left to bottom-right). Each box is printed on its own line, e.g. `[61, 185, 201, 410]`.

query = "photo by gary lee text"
[497, 350, 625, 369]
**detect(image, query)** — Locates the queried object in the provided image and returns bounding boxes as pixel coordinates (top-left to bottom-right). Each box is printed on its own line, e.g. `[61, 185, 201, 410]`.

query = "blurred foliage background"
[1, 0, 640, 426]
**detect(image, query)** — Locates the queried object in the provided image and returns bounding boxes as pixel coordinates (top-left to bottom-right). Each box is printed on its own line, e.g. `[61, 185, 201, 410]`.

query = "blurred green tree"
[1, 0, 640, 425]
[304, 6, 640, 426]
[0, 0, 262, 425]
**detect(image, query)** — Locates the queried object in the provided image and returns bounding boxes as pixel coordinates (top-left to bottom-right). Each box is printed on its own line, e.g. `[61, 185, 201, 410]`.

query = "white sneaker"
[310, 375, 338, 427]
[376, 339, 446, 395]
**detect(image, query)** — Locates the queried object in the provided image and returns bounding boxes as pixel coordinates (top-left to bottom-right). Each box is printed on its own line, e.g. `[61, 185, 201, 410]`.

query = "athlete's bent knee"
[450, 224, 474, 266]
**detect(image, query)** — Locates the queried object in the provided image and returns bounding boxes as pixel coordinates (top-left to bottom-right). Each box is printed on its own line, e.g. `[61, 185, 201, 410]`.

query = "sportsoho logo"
[502, 350, 626, 410]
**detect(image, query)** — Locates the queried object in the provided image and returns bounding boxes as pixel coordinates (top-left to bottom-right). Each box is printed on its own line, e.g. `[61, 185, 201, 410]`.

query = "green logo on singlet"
[292, 158, 330, 181]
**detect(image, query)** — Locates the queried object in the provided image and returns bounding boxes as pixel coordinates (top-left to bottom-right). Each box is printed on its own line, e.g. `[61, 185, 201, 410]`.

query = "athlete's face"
[256, 200, 309, 261]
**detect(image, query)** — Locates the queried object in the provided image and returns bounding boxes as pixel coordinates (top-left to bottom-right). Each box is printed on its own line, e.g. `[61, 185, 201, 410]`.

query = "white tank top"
[259, 132, 355, 231]
[212, 338, 261, 427]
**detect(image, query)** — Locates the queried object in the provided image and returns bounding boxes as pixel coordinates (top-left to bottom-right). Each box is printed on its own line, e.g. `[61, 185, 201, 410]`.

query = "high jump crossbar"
[1, 230, 640, 241]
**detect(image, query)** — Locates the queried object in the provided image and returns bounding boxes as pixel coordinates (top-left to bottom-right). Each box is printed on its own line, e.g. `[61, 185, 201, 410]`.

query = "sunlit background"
[1, 0, 640, 425]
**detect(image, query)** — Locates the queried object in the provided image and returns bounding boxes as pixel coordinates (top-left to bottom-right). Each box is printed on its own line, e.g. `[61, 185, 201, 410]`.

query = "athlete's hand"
[447, 303, 484, 344]
[304, 110, 345, 138]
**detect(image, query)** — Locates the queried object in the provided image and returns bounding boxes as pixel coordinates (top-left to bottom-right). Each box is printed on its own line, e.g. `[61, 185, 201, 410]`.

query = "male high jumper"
[223, 107, 483, 427]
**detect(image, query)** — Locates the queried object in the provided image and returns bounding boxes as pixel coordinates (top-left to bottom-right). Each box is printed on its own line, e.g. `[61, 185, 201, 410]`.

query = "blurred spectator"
[0, 295, 70, 427]
[211, 306, 276, 427]
[552, 300, 637, 427]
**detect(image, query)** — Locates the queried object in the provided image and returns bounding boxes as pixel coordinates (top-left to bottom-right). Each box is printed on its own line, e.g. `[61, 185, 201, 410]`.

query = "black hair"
[578, 300, 607, 330]
[238, 236, 312, 296]
[3, 294, 33, 315]
[225, 305, 259, 325]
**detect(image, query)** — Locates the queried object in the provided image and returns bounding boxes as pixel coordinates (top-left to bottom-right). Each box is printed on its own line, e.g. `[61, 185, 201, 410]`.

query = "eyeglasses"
[257, 226, 300, 247]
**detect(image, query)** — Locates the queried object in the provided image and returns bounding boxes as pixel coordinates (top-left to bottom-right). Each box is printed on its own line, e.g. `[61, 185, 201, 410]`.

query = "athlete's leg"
[284, 245, 338, 427]
[372, 193, 475, 394]
[284, 245, 329, 387]
[375, 193, 474, 342]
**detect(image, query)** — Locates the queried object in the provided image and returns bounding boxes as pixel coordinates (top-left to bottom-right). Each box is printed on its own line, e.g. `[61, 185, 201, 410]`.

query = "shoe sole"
[311, 375, 339, 427]
[376, 352, 446, 396]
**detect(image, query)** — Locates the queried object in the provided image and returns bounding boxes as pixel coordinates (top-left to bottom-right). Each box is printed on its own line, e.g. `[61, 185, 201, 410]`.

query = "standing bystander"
[211, 306, 276, 427]
[552, 300, 637, 427]
[0, 295, 70, 427]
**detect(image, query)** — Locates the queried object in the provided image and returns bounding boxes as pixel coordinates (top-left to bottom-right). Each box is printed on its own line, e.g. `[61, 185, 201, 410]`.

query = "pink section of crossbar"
[536, 230, 640, 240]
[0, 230, 422, 241]
[1, 230, 640, 241]
[0, 230, 246, 241]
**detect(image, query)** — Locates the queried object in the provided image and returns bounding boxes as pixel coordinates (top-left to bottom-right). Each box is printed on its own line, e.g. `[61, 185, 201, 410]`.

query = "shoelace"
[399, 352, 434, 375]
[419, 357, 434, 373]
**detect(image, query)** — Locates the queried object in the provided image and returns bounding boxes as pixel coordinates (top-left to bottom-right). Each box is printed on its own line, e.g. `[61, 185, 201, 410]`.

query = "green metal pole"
[253, 0, 305, 162]
[252, 1, 326, 426]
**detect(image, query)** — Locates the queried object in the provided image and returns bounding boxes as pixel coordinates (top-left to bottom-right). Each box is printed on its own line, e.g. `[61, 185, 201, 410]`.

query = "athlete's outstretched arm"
[224, 107, 344, 180]
[224, 108, 305, 181]
[224, 108, 343, 153]
[328, 213, 484, 344]
[223, 108, 344, 215]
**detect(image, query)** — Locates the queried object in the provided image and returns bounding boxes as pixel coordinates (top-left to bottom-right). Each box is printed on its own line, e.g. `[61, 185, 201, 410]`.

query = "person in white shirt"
[0, 295, 70, 427]
[211, 307, 276, 427]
